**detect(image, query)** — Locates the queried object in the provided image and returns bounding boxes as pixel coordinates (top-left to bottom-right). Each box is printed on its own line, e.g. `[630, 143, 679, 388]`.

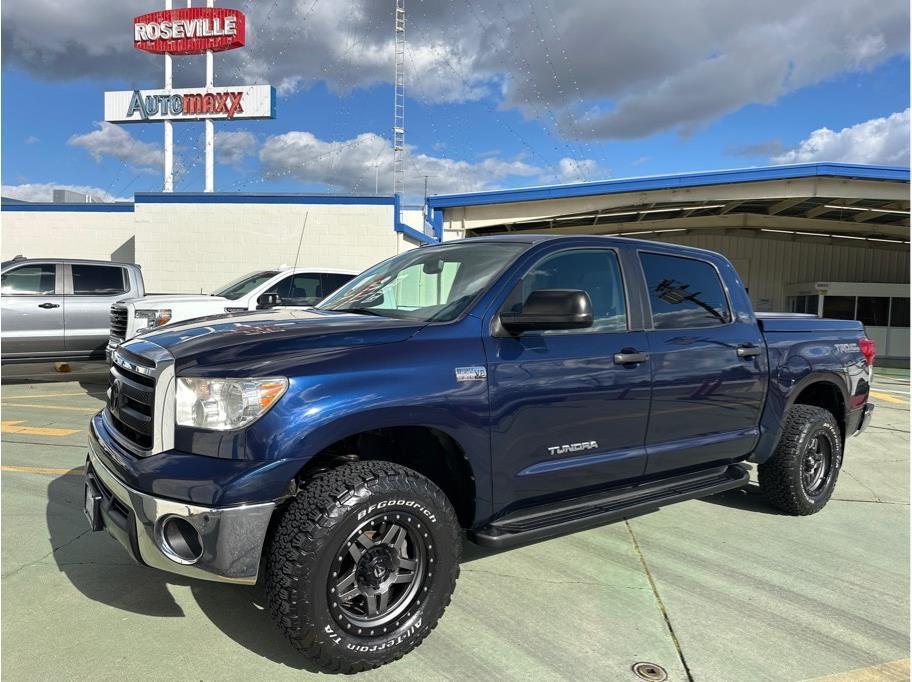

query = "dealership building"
[3, 162, 910, 363]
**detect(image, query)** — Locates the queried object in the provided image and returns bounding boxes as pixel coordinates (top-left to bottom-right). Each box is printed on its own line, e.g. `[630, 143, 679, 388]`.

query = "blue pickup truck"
[85, 235, 875, 671]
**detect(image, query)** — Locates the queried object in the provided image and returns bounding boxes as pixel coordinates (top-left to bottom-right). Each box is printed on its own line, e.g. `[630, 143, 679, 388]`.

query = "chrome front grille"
[106, 341, 175, 456]
[109, 305, 128, 345]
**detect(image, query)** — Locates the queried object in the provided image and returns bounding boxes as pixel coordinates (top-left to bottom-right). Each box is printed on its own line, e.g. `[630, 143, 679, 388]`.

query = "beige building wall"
[1, 210, 137, 263]
[2, 199, 418, 293]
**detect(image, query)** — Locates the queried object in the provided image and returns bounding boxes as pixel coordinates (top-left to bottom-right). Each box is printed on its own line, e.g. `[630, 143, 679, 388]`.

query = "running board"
[469, 464, 749, 549]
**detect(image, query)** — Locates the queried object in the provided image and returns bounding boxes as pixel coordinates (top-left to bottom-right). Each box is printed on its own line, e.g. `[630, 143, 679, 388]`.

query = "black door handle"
[736, 344, 761, 358]
[38, 302, 60, 309]
[614, 350, 649, 365]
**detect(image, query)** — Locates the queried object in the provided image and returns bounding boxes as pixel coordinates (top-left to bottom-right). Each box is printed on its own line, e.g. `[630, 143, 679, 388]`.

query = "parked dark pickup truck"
[85, 235, 875, 671]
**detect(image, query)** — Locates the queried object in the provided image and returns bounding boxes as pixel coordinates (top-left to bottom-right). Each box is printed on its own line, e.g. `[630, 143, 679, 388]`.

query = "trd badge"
[455, 366, 487, 382]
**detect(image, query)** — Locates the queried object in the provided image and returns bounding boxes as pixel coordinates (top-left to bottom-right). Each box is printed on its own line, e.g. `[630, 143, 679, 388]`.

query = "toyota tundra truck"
[85, 235, 875, 672]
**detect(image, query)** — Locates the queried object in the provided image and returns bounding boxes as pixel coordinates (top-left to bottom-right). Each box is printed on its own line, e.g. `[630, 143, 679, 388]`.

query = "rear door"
[637, 250, 767, 475]
[1, 262, 64, 357]
[64, 263, 130, 355]
[484, 245, 652, 510]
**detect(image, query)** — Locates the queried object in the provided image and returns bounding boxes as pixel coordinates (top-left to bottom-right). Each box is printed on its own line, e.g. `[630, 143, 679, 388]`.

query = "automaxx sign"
[104, 3, 274, 191]
[105, 85, 275, 122]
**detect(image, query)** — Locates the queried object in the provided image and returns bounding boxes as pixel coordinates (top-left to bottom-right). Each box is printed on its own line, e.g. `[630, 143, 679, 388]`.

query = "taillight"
[859, 337, 876, 366]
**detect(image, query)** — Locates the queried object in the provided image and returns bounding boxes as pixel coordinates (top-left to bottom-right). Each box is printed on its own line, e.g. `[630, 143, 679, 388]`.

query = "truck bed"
[756, 312, 865, 333]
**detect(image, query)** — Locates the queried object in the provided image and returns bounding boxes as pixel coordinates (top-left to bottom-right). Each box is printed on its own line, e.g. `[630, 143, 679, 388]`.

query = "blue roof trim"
[393, 194, 437, 245]
[1, 203, 135, 212]
[134, 193, 397, 205]
[426, 163, 911, 209]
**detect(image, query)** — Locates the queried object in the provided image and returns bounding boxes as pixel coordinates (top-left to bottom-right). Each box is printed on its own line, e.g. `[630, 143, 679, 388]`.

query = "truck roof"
[454, 233, 725, 258]
[1, 257, 139, 267]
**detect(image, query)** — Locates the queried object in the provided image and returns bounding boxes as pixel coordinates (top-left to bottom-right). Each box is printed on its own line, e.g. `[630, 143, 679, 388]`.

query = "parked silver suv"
[1, 257, 144, 364]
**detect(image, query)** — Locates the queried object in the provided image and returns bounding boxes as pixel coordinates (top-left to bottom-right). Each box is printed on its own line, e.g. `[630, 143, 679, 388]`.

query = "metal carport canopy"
[426, 163, 910, 243]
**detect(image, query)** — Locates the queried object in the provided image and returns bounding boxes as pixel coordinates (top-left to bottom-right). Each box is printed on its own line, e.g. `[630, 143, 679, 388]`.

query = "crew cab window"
[71, 265, 126, 295]
[1, 264, 56, 295]
[322, 273, 355, 295]
[275, 273, 322, 302]
[640, 253, 732, 329]
[502, 249, 627, 333]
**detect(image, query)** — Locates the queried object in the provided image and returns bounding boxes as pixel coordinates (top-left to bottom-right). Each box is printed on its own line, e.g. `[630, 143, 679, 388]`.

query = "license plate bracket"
[84, 479, 103, 532]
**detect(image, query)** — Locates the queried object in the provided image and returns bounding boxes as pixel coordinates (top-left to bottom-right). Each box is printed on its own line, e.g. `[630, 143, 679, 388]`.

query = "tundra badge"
[548, 441, 599, 456]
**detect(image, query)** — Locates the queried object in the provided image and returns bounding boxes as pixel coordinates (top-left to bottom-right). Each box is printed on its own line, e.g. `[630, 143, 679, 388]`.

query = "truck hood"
[135, 308, 425, 367]
[123, 294, 231, 308]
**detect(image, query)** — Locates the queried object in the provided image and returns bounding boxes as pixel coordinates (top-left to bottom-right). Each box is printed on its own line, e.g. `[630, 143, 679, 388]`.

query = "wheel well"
[793, 381, 846, 437]
[297, 427, 476, 528]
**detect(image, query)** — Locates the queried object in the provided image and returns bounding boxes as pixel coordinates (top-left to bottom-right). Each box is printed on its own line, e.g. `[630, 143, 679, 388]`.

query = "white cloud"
[24, 136, 39, 144]
[68, 123, 162, 169]
[213, 131, 257, 166]
[4, 0, 907, 140]
[772, 109, 910, 166]
[1, 183, 129, 203]
[259, 130, 543, 197]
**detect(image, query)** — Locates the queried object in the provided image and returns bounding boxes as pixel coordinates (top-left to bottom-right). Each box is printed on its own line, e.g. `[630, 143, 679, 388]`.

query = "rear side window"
[275, 273, 322, 301]
[502, 249, 628, 333]
[322, 273, 355, 295]
[1, 264, 56, 295]
[72, 265, 126, 295]
[640, 253, 732, 329]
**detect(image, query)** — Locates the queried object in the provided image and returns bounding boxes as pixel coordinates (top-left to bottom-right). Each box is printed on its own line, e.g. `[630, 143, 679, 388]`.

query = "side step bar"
[469, 464, 749, 549]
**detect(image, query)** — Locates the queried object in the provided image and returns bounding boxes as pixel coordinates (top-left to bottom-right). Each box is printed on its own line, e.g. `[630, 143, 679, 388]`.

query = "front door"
[484, 247, 652, 512]
[64, 263, 130, 354]
[1, 262, 64, 358]
[637, 251, 767, 475]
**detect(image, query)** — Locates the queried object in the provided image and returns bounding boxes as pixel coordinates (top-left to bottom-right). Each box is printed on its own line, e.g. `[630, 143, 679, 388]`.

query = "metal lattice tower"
[393, 0, 406, 196]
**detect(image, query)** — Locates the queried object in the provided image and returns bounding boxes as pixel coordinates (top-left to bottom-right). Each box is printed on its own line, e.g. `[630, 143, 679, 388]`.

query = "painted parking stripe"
[1, 421, 82, 437]
[0, 402, 99, 413]
[1, 464, 84, 476]
[869, 390, 908, 405]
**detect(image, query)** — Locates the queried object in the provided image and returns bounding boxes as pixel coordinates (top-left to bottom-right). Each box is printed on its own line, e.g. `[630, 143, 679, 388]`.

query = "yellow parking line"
[869, 390, 908, 405]
[1, 464, 84, 476]
[1, 402, 99, 413]
[1, 420, 82, 437]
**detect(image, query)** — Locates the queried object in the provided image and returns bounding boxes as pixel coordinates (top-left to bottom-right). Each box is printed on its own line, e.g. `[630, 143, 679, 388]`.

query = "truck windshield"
[213, 271, 280, 300]
[316, 242, 526, 322]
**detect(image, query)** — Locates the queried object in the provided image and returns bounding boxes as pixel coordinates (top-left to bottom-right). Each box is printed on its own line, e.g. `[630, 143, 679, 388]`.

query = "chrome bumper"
[86, 443, 275, 585]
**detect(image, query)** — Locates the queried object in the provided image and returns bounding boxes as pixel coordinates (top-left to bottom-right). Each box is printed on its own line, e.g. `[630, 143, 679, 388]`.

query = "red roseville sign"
[133, 7, 245, 55]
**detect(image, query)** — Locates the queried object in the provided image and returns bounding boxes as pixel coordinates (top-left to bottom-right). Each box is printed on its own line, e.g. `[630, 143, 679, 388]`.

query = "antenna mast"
[393, 0, 406, 196]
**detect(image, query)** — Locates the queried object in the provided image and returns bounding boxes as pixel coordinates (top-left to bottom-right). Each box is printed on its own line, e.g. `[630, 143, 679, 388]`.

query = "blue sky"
[2, 0, 909, 203]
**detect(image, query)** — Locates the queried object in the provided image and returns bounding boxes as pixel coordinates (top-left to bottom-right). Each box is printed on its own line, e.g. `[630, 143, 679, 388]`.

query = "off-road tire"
[759, 405, 843, 515]
[265, 461, 461, 673]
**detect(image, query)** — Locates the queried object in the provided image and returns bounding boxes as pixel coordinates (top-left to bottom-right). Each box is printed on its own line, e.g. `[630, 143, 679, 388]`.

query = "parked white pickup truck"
[107, 266, 358, 356]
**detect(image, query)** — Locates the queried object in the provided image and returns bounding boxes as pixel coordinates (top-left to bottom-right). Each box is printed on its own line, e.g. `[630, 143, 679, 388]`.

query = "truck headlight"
[135, 309, 172, 328]
[176, 377, 288, 430]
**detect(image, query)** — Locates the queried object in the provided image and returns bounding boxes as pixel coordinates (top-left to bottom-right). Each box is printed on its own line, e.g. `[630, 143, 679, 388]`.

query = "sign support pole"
[204, 0, 215, 192]
[163, 0, 174, 192]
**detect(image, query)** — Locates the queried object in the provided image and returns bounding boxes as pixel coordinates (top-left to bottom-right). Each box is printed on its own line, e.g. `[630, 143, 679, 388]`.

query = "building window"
[822, 296, 856, 320]
[890, 298, 910, 327]
[856, 297, 890, 327]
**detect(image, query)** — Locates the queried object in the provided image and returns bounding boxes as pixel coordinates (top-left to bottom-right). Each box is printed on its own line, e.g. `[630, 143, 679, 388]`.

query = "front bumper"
[86, 439, 275, 585]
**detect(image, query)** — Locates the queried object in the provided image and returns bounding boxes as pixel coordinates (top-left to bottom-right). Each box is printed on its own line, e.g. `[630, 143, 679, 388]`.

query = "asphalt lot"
[1, 362, 909, 681]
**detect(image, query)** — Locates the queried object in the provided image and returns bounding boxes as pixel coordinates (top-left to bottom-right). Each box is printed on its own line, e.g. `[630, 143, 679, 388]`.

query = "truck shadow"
[700, 484, 785, 515]
[46, 469, 323, 672]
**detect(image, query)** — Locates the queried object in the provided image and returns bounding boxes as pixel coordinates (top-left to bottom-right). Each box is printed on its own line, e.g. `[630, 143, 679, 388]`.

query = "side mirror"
[499, 289, 593, 335]
[256, 292, 278, 309]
